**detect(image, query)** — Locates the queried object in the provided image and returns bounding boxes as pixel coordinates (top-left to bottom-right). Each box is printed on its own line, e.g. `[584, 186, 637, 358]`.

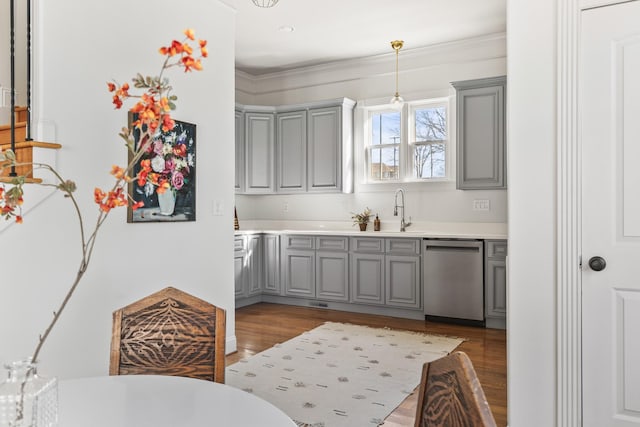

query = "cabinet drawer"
[284, 235, 315, 250]
[386, 238, 420, 255]
[486, 240, 508, 259]
[234, 236, 245, 251]
[316, 236, 348, 251]
[351, 237, 384, 253]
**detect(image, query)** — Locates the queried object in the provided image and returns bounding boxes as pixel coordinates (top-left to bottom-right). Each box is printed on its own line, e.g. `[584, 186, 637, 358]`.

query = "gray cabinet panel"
[386, 238, 420, 255]
[317, 236, 348, 251]
[385, 255, 421, 308]
[486, 259, 507, 317]
[276, 111, 307, 192]
[235, 110, 245, 192]
[350, 253, 384, 305]
[307, 106, 341, 192]
[351, 237, 384, 253]
[283, 249, 315, 297]
[247, 235, 263, 296]
[452, 76, 506, 190]
[245, 112, 275, 193]
[284, 235, 315, 250]
[484, 239, 507, 329]
[316, 252, 349, 301]
[234, 251, 247, 299]
[263, 234, 280, 295]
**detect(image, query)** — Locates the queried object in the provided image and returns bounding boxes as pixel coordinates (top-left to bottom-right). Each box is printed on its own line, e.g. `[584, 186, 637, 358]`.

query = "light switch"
[473, 199, 490, 211]
[212, 200, 223, 216]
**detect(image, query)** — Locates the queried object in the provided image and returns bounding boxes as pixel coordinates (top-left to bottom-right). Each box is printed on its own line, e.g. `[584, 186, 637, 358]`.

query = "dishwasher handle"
[423, 239, 483, 250]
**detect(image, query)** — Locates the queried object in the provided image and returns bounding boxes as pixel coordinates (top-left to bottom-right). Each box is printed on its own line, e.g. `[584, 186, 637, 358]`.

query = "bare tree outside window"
[365, 100, 448, 183]
[413, 106, 446, 178]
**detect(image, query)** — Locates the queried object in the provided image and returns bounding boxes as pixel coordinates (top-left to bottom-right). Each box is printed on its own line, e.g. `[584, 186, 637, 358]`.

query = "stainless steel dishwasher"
[423, 239, 484, 324]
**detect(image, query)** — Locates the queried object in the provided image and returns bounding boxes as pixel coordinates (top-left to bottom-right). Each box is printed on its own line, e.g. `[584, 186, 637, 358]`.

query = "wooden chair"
[109, 286, 226, 383]
[414, 351, 497, 427]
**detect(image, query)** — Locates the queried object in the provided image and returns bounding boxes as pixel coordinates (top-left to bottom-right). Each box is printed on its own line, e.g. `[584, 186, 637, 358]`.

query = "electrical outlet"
[283, 202, 289, 212]
[473, 199, 490, 211]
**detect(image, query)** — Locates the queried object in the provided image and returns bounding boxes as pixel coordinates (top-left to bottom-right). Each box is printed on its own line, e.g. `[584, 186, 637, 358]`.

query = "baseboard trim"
[225, 335, 237, 355]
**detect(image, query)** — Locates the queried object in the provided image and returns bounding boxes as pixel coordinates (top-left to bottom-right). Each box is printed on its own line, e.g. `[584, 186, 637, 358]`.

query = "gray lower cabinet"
[385, 255, 421, 309]
[262, 234, 280, 295]
[485, 240, 507, 329]
[350, 237, 421, 310]
[235, 234, 264, 300]
[452, 76, 506, 190]
[246, 235, 262, 296]
[234, 236, 247, 299]
[350, 253, 385, 305]
[283, 249, 315, 297]
[316, 252, 349, 301]
[282, 235, 349, 300]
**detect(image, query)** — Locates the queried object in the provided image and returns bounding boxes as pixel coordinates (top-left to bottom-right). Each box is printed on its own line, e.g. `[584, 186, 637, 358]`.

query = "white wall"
[507, 0, 557, 425]
[235, 34, 508, 225]
[0, 0, 236, 379]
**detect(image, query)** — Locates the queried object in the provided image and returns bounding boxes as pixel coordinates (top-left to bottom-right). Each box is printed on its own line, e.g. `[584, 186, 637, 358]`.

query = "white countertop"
[235, 220, 507, 240]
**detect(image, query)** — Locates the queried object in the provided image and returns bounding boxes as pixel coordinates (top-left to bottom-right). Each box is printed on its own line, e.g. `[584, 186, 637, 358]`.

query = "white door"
[582, 2, 640, 426]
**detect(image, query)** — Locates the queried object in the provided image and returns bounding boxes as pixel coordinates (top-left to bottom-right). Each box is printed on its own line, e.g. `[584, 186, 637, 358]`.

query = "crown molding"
[235, 32, 506, 96]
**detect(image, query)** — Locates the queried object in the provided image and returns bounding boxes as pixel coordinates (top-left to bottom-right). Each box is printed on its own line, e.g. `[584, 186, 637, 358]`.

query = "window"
[365, 99, 449, 183]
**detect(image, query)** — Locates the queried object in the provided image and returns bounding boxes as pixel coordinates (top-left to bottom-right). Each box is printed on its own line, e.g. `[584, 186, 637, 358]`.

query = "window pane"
[414, 106, 446, 142]
[414, 143, 445, 178]
[370, 147, 399, 180]
[371, 112, 401, 145]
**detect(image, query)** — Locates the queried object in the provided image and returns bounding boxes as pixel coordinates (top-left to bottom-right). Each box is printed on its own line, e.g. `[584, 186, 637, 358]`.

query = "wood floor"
[226, 303, 507, 426]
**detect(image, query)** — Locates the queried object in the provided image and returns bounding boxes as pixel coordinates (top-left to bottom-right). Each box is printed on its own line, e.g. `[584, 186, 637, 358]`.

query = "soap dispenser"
[374, 214, 381, 231]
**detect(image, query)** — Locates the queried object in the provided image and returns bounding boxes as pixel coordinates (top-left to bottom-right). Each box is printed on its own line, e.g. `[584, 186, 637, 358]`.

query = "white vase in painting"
[157, 190, 176, 216]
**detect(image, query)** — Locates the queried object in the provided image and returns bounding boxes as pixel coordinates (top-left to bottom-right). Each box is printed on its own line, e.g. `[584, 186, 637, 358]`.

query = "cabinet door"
[283, 249, 315, 298]
[307, 106, 341, 192]
[350, 253, 384, 305]
[263, 234, 280, 295]
[385, 255, 421, 309]
[235, 110, 245, 193]
[276, 111, 307, 192]
[316, 252, 349, 301]
[453, 76, 506, 190]
[234, 251, 247, 299]
[246, 235, 262, 296]
[486, 258, 507, 319]
[245, 112, 275, 193]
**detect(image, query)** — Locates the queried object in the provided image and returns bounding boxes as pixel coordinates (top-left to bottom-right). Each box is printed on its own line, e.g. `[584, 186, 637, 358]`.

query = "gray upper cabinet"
[452, 76, 506, 190]
[307, 106, 341, 192]
[245, 112, 275, 194]
[236, 98, 355, 195]
[235, 110, 245, 193]
[276, 111, 307, 192]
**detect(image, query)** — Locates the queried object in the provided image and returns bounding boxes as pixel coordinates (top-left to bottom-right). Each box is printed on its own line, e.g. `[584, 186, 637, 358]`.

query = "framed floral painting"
[127, 117, 196, 223]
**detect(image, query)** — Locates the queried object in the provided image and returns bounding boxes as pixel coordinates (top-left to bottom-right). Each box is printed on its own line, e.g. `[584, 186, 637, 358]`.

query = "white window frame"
[361, 97, 451, 186]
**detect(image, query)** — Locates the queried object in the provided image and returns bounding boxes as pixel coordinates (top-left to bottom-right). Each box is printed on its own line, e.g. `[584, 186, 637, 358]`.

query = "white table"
[58, 375, 297, 427]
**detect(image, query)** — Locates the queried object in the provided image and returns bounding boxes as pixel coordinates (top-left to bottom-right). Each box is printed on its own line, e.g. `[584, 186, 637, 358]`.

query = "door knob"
[588, 256, 606, 272]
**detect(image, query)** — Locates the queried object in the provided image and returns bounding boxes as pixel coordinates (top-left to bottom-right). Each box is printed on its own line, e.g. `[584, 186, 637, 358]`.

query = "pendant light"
[390, 40, 404, 105]
[252, 0, 279, 7]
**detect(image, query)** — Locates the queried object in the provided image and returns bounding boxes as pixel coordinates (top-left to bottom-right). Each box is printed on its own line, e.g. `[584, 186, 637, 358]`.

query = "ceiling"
[234, 0, 506, 76]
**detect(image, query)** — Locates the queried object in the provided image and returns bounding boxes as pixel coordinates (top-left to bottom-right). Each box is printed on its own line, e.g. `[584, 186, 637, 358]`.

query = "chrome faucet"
[393, 188, 411, 232]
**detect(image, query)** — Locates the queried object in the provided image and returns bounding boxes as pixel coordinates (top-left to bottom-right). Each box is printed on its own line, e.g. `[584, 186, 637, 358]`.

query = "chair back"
[109, 286, 226, 383]
[414, 351, 497, 427]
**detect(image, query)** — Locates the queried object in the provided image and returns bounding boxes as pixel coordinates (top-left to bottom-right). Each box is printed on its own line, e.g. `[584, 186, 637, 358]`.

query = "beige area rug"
[226, 322, 464, 427]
